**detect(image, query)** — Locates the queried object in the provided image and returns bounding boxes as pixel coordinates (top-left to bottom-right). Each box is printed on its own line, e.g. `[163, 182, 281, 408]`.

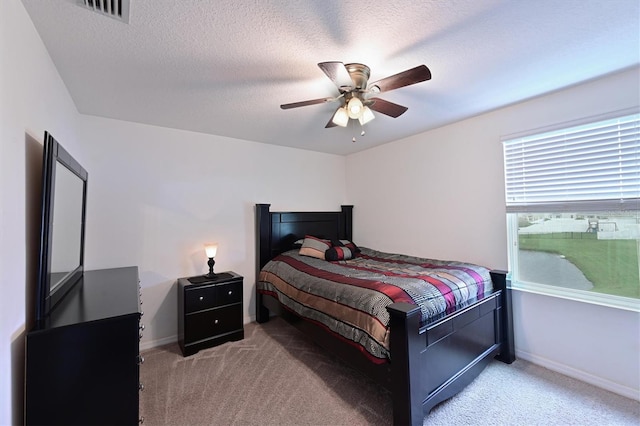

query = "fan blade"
[368, 65, 431, 93]
[368, 98, 408, 118]
[318, 62, 353, 90]
[325, 117, 338, 128]
[324, 106, 342, 128]
[280, 97, 334, 109]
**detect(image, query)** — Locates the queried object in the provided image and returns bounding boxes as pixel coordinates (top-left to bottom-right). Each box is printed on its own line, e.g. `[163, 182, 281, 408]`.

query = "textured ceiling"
[21, 0, 640, 155]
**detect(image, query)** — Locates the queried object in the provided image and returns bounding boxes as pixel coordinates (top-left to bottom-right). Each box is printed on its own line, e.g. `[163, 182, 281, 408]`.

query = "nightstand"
[177, 271, 244, 356]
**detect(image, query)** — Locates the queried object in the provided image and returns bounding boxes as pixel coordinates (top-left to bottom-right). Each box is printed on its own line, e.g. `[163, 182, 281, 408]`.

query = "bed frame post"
[341, 205, 353, 240]
[387, 302, 423, 426]
[490, 270, 515, 364]
[256, 203, 271, 323]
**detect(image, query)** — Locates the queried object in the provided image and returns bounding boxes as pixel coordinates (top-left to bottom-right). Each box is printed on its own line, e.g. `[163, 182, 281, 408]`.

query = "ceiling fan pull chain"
[351, 119, 357, 143]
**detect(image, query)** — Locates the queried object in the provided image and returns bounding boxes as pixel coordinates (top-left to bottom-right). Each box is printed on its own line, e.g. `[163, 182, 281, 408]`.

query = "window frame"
[503, 108, 640, 312]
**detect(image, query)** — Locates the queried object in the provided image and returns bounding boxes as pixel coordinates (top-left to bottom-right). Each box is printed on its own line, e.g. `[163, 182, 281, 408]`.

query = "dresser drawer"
[185, 305, 242, 343]
[185, 285, 218, 313]
[215, 281, 242, 306]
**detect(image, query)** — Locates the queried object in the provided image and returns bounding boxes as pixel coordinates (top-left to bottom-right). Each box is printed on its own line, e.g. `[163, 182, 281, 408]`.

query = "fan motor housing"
[345, 63, 370, 90]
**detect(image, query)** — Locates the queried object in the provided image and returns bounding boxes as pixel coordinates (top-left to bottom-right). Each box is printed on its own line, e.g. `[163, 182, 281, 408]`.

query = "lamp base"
[204, 273, 218, 279]
[206, 257, 216, 278]
[187, 272, 232, 284]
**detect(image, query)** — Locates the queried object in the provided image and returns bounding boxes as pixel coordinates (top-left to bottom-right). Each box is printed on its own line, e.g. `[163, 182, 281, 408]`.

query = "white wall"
[0, 1, 81, 424]
[346, 67, 640, 399]
[77, 115, 347, 349]
[1, 2, 346, 422]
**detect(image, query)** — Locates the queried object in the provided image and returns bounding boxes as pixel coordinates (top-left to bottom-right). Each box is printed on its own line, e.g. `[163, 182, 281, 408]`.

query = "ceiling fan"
[281, 62, 431, 129]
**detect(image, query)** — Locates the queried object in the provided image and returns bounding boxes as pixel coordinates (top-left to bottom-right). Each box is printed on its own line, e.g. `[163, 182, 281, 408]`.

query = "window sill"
[510, 278, 640, 312]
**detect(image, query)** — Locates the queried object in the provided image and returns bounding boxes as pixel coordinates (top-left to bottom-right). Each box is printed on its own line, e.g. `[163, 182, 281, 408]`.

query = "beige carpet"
[140, 318, 639, 425]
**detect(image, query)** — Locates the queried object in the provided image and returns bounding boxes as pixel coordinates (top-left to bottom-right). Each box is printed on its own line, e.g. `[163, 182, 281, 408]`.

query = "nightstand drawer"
[185, 305, 242, 343]
[215, 281, 242, 306]
[184, 285, 218, 313]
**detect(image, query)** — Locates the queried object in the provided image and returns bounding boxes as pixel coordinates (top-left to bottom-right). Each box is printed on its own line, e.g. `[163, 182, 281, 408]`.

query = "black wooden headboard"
[255, 204, 353, 273]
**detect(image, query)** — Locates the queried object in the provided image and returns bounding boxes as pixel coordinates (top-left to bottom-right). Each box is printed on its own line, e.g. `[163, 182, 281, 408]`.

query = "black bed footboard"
[387, 271, 515, 425]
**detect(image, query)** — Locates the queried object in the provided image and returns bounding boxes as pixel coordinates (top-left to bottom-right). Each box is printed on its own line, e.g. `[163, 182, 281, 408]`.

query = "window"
[502, 111, 640, 310]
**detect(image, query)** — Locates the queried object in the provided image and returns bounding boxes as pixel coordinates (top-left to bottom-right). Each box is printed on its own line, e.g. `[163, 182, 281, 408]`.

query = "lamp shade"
[204, 243, 218, 258]
[332, 107, 349, 127]
[347, 97, 363, 119]
[358, 106, 375, 125]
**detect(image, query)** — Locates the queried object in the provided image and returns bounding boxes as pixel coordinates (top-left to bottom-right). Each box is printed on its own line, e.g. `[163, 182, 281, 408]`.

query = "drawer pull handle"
[199, 296, 204, 301]
[139, 332, 143, 340]
[214, 319, 219, 324]
[139, 324, 145, 331]
[139, 383, 145, 391]
[139, 416, 145, 424]
[138, 355, 145, 365]
[228, 291, 232, 295]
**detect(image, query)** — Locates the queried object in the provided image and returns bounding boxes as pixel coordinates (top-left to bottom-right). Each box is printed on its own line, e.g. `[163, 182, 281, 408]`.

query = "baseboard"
[140, 335, 177, 351]
[139, 317, 257, 352]
[516, 349, 640, 401]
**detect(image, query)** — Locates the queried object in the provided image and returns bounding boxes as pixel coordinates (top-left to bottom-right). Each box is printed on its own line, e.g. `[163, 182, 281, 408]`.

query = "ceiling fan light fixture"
[282, 61, 431, 133]
[359, 106, 375, 125]
[347, 97, 363, 119]
[332, 107, 349, 127]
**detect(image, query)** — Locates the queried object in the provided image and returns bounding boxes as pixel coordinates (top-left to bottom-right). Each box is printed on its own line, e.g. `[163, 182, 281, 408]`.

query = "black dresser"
[178, 271, 244, 356]
[25, 267, 143, 425]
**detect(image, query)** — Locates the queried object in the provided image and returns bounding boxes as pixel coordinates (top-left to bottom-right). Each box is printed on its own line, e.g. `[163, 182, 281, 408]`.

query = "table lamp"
[204, 243, 218, 278]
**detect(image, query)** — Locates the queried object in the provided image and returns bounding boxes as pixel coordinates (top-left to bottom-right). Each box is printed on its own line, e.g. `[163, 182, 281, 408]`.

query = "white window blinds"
[503, 113, 640, 213]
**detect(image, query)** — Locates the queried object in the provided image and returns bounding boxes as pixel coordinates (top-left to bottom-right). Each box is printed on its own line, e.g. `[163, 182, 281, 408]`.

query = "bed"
[255, 204, 515, 425]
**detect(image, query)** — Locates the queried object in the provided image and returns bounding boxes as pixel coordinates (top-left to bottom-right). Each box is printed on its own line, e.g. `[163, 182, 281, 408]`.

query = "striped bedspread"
[257, 247, 493, 362]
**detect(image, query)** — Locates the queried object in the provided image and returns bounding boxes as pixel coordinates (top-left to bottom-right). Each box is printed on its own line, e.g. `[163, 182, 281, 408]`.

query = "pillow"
[325, 245, 355, 261]
[332, 239, 361, 254]
[298, 236, 331, 259]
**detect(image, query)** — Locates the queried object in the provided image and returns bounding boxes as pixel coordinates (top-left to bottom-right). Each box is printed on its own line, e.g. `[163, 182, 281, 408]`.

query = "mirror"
[49, 162, 84, 293]
[36, 132, 88, 322]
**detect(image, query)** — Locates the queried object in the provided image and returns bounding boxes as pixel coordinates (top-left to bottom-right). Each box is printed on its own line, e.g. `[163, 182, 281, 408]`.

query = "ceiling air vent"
[80, 0, 130, 24]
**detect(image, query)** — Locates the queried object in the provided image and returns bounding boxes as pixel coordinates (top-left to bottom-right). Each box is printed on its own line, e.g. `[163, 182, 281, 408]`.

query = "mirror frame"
[35, 132, 88, 323]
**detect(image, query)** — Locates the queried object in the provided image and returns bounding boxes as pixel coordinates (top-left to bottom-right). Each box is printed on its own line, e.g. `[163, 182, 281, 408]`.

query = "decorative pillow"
[298, 236, 331, 259]
[332, 239, 361, 254]
[325, 245, 355, 261]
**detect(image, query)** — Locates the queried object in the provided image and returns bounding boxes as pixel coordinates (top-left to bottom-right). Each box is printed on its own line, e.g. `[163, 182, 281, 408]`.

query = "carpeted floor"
[140, 318, 639, 425]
